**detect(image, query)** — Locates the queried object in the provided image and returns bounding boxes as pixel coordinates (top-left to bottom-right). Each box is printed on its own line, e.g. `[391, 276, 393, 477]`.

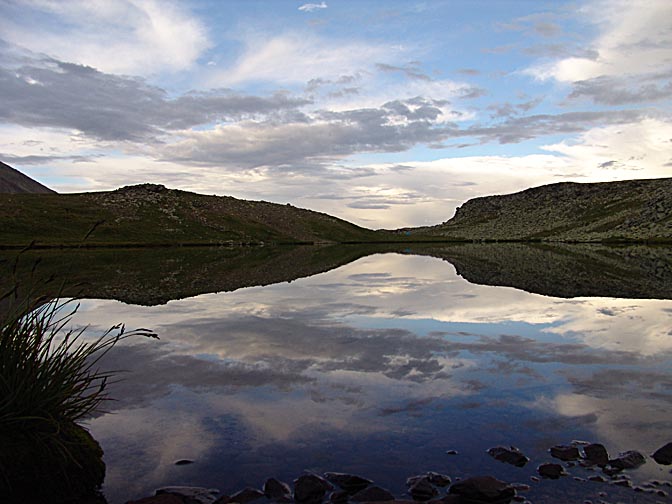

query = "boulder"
[537, 464, 566, 480]
[294, 474, 334, 504]
[549, 445, 579, 461]
[448, 476, 515, 503]
[230, 488, 265, 504]
[156, 487, 220, 504]
[652, 442, 672, 465]
[583, 444, 609, 466]
[351, 485, 396, 502]
[324, 472, 373, 495]
[407, 477, 438, 501]
[264, 478, 292, 502]
[487, 446, 529, 467]
[608, 450, 646, 470]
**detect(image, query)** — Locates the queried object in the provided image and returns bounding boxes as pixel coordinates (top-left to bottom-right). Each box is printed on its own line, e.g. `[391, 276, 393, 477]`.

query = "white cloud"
[526, 0, 672, 82]
[298, 2, 328, 13]
[208, 32, 395, 86]
[0, 0, 210, 75]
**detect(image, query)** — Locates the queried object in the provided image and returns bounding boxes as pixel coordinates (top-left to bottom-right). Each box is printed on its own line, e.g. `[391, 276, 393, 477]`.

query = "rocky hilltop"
[0, 184, 385, 247]
[0, 161, 55, 194]
[417, 177, 672, 242]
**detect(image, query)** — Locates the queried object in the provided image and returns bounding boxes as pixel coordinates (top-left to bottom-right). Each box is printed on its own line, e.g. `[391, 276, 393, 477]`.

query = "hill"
[415, 177, 672, 242]
[0, 161, 55, 194]
[0, 184, 387, 247]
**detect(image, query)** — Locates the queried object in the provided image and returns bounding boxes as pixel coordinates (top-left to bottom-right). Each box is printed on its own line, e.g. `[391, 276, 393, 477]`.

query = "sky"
[0, 0, 671, 228]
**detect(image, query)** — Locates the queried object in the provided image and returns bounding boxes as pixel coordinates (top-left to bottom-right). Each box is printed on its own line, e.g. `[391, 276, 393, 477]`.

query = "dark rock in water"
[588, 475, 607, 483]
[294, 474, 334, 504]
[448, 476, 515, 503]
[351, 485, 395, 502]
[445, 450, 459, 456]
[175, 459, 195, 466]
[407, 477, 438, 501]
[583, 444, 609, 466]
[608, 450, 646, 470]
[550, 445, 580, 461]
[264, 478, 292, 501]
[328, 490, 350, 504]
[537, 463, 566, 479]
[230, 487, 265, 503]
[324, 472, 373, 495]
[156, 487, 220, 504]
[128, 495, 185, 504]
[652, 442, 672, 465]
[426, 472, 451, 487]
[487, 446, 530, 467]
[610, 479, 632, 488]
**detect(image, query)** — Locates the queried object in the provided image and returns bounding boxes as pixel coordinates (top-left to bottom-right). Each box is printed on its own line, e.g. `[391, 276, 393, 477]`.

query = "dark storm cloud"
[0, 53, 311, 141]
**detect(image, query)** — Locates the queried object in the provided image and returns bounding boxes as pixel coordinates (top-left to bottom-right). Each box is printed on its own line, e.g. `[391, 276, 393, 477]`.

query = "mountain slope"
[0, 184, 386, 247]
[0, 161, 55, 194]
[417, 177, 672, 242]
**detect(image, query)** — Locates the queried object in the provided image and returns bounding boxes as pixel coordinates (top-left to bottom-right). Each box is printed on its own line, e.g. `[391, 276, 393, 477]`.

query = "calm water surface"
[68, 251, 672, 503]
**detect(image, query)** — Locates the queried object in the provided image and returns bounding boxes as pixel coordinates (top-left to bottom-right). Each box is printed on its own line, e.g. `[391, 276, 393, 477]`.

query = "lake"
[5, 244, 672, 503]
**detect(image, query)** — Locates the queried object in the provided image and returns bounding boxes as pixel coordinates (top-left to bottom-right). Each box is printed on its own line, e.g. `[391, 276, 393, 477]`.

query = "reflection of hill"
[2, 243, 672, 311]
[0, 245, 386, 308]
[410, 243, 672, 299]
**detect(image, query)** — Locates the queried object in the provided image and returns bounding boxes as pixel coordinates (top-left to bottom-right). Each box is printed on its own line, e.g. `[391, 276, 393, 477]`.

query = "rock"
[425, 472, 451, 487]
[537, 464, 566, 479]
[407, 478, 438, 501]
[324, 472, 373, 495]
[550, 445, 580, 461]
[608, 450, 646, 470]
[156, 487, 220, 504]
[445, 450, 459, 456]
[175, 459, 195, 466]
[264, 478, 292, 501]
[294, 474, 333, 504]
[448, 476, 516, 503]
[328, 490, 350, 504]
[588, 476, 606, 483]
[652, 442, 672, 465]
[487, 446, 530, 467]
[610, 479, 631, 488]
[230, 488, 265, 504]
[583, 444, 609, 466]
[351, 485, 396, 502]
[127, 496, 185, 504]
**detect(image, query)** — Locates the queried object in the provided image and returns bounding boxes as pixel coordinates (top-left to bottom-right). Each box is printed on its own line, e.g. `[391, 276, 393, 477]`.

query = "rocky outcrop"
[418, 177, 672, 242]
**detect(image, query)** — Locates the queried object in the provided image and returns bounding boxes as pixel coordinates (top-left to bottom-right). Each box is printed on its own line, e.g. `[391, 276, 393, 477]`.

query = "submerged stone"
[448, 476, 515, 503]
[550, 445, 580, 461]
[608, 450, 646, 470]
[407, 478, 438, 501]
[487, 446, 530, 467]
[537, 463, 566, 479]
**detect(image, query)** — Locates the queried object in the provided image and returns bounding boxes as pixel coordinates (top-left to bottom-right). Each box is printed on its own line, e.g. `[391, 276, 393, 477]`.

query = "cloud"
[298, 2, 328, 12]
[0, 0, 210, 75]
[0, 53, 310, 141]
[526, 0, 672, 85]
[208, 32, 393, 86]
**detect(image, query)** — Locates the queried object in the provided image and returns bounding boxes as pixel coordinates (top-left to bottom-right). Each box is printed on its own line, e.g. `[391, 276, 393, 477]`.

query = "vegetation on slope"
[0, 184, 387, 247]
[414, 177, 672, 243]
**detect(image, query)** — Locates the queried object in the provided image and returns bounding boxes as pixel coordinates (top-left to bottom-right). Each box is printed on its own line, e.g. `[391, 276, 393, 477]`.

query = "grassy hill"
[0, 161, 55, 194]
[0, 184, 387, 247]
[413, 177, 672, 243]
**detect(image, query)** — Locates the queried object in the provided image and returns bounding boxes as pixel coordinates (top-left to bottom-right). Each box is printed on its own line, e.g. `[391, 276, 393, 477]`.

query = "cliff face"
[0, 161, 56, 194]
[423, 178, 672, 242]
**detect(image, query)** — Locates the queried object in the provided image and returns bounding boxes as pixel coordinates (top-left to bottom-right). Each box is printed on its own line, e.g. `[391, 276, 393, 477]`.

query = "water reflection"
[49, 249, 672, 503]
